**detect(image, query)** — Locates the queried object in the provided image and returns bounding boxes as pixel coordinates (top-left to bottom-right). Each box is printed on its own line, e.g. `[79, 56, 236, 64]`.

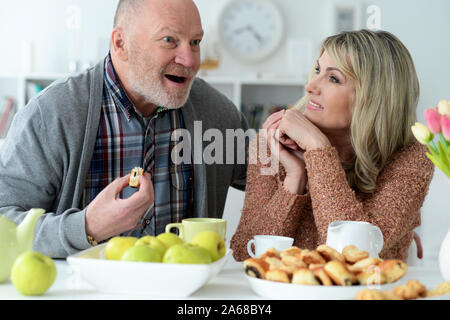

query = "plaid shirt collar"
[104, 52, 167, 121]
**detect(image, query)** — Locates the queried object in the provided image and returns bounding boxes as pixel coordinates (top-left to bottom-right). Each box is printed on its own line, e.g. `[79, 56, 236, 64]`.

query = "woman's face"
[303, 50, 356, 134]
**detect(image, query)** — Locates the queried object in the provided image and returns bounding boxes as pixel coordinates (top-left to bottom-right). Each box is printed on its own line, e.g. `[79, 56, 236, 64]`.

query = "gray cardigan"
[0, 61, 249, 258]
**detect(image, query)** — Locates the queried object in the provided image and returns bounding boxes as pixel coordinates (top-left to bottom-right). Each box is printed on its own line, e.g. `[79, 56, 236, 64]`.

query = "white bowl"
[66, 243, 232, 297]
[245, 274, 398, 300]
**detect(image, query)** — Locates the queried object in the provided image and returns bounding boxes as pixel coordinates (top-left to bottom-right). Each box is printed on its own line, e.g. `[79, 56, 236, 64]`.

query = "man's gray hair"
[113, 0, 146, 28]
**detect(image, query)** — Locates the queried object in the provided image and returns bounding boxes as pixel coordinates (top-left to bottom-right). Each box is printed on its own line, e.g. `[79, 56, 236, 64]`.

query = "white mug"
[247, 235, 294, 258]
[326, 221, 384, 257]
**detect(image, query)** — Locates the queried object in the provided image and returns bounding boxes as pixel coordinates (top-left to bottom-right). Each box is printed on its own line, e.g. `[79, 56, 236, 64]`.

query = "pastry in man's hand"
[129, 167, 144, 188]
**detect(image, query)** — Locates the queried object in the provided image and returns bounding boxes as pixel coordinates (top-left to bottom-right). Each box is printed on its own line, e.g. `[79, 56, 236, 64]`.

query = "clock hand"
[234, 25, 251, 35]
[247, 26, 264, 45]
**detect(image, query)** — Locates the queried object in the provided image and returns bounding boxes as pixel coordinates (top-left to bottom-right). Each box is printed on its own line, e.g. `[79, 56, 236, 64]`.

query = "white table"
[0, 258, 447, 300]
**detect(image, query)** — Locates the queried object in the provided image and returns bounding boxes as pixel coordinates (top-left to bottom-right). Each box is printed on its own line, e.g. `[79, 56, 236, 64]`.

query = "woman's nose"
[305, 77, 321, 95]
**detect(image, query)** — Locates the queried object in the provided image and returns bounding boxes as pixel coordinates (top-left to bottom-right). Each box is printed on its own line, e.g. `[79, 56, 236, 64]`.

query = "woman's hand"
[262, 110, 299, 151]
[268, 128, 308, 194]
[278, 109, 331, 151]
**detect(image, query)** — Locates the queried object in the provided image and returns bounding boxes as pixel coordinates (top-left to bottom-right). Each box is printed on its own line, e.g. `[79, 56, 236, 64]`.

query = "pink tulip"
[441, 115, 450, 141]
[424, 107, 442, 134]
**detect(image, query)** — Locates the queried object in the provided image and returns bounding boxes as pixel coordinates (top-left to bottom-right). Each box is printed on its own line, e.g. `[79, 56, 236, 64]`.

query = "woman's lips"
[307, 99, 324, 111]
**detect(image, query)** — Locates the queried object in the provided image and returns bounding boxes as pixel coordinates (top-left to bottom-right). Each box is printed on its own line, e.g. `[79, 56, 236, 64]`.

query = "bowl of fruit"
[66, 230, 231, 297]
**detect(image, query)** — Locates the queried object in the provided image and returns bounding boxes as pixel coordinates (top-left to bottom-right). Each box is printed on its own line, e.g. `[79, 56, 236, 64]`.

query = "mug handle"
[247, 239, 256, 258]
[373, 225, 384, 254]
[165, 223, 184, 240]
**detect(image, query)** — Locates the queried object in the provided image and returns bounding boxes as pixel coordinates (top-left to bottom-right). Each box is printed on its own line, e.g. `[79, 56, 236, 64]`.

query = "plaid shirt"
[83, 54, 193, 237]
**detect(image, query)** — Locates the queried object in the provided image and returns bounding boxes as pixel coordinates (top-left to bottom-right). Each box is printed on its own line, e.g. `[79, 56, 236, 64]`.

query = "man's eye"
[163, 36, 175, 43]
[191, 39, 201, 46]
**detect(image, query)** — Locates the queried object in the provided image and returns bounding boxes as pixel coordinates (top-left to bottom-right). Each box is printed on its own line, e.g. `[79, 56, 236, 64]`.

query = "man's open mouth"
[165, 74, 188, 84]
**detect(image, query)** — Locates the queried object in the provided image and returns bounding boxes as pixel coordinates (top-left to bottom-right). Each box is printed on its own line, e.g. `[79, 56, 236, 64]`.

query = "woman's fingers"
[262, 110, 285, 130]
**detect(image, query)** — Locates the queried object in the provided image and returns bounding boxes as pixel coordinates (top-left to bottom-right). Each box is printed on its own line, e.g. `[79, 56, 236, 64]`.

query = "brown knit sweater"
[230, 138, 434, 262]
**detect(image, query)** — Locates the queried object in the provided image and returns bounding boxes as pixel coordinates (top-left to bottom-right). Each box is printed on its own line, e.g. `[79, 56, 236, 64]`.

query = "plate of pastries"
[244, 244, 409, 300]
[355, 280, 450, 300]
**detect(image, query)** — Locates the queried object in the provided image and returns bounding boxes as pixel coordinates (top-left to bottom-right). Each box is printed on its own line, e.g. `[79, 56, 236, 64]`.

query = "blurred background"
[0, 0, 449, 265]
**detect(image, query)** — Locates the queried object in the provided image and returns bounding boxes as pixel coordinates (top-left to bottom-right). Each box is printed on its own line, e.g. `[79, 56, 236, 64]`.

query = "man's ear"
[111, 27, 128, 61]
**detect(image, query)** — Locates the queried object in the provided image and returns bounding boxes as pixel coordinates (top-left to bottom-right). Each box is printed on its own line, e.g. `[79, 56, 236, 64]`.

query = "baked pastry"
[356, 267, 386, 285]
[280, 246, 302, 258]
[308, 263, 325, 270]
[316, 244, 345, 263]
[342, 245, 369, 264]
[324, 260, 357, 286]
[265, 269, 290, 283]
[129, 167, 144, 187]
[291, 268, 320, 285]
[300, 249, 326, 265]
[311, 267, 333, 286]
[265, 257, 297, 275]
[244, 258, 269, 279]
[281, 254, 307, 268]
[347, 257, 383, 273]
[425, 282, 450, 297]
[392, 280, 426, 300]
[355, 289, 387, 300]
[378, 259, 407, 283]
[259, 247, 281, 260]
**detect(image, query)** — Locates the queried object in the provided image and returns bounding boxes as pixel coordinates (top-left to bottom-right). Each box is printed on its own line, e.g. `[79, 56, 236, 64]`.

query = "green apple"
[190, 230, 226, 262]
[10, 251, 57, 296]
[135, 235, 167, 257]
[156, 232, 184, 248]
[105, 236, 138, 260]
[162, 243, 212, 264]
[120, 245, 162, 262]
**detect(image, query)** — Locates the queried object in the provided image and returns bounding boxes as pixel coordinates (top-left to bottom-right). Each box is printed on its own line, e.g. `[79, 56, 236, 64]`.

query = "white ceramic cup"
[247, 235, 294, 258]
[326, 221, 384, 257]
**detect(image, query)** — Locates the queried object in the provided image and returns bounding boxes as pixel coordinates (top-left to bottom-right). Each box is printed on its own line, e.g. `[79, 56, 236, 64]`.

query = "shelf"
[0, 72, 306, 136]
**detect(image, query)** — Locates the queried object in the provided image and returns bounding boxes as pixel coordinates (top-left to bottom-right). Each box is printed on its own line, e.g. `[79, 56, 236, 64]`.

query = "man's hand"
[85, 172, 154, 242]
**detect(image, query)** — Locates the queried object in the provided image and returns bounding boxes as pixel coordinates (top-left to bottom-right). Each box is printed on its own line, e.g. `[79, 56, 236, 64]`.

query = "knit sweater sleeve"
[230, 136, 309, 261]
[303, 142, 434, 258]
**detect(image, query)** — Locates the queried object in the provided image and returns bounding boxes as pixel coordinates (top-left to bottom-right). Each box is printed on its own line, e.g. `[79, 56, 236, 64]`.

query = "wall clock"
[217, 0, 285, 63]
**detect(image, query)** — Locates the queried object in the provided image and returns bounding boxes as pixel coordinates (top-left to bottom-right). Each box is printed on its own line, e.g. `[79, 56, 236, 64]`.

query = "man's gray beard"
[128, 69, 196, 110]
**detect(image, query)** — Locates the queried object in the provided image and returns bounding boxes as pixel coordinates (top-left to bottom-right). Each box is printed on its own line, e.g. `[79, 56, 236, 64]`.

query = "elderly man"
[0, 0, 248, 257]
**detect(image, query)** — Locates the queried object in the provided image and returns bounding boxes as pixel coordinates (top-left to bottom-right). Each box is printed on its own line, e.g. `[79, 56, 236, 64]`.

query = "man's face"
[126, 0, 203, 109]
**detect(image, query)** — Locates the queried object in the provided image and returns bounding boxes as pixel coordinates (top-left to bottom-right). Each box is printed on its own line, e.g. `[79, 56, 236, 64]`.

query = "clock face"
[218, 0, 284, 62]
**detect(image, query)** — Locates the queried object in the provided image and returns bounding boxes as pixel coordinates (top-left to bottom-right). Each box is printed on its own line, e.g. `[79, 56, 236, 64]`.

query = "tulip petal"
[411, 122, 433, 145]
[441, 115, 450, 141]
[438, 100, 450, 116]
[424, 108, 442, 134]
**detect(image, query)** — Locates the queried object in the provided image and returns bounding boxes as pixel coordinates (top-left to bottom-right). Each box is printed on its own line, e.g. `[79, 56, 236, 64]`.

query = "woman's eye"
[330, 76, 340, 84]
[314, 67, 320, 74]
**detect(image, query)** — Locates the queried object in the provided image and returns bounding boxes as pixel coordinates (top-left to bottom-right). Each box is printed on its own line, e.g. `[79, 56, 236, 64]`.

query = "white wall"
[1, 0, 449, 264]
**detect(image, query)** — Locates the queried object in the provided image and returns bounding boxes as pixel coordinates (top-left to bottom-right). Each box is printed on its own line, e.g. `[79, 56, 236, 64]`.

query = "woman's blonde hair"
[294, 30, 419, 193]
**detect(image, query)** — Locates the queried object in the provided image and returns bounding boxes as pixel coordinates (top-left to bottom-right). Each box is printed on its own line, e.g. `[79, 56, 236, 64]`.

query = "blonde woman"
[231, 30, 434, 262]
